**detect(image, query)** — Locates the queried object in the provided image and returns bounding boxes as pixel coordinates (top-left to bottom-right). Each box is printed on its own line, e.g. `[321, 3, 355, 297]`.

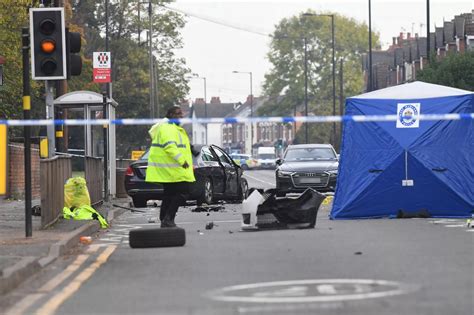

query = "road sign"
[131, 150, 145, 160]
[93, 52, 111, 83]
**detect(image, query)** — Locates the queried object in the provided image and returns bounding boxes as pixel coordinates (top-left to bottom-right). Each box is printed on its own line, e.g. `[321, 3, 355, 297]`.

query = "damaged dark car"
[125, 144, 249, 207]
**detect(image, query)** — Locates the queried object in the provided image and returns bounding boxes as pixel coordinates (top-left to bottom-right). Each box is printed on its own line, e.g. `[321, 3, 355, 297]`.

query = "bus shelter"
[54, 90, 118, 196]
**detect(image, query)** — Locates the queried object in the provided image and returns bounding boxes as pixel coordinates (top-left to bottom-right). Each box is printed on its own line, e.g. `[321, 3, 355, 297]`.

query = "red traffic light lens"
[39, 19, 55, 35]
[40, 39, 56, 53]
[41, 59, 57, 75]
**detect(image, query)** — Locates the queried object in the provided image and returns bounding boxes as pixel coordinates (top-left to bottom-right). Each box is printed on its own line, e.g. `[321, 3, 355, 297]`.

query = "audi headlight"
[327, 169, 338, 176]
[277, 170, 293, 178]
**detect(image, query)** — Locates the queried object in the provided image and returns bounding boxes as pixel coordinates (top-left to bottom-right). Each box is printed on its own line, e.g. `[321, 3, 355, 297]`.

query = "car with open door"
[125, 144, 249, 207]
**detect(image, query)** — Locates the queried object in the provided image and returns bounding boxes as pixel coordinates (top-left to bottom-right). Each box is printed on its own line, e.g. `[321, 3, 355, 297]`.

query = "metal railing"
[40, 155, 71, 228]
[84, 156, 103, 206]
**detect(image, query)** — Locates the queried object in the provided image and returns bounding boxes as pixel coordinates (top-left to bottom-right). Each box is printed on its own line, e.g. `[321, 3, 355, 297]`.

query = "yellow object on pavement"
[63, 205, 109, 229]
[64, 177, 91, 209]
[63, 176, 108, 228]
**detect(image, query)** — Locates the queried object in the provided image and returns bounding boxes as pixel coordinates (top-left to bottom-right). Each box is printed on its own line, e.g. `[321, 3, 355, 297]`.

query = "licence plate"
[299, 177, 321, 184]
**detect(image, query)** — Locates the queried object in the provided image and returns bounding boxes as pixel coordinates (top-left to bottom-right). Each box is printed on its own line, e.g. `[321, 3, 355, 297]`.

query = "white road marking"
[243, 173, 275, 186]
[206, 279, 418, 303]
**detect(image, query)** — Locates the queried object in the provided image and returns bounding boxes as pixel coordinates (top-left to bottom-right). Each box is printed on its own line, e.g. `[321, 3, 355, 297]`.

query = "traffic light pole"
[45, 81, 56, 157]
[102, 92, 109, 202]
[22, 28, 32, 237]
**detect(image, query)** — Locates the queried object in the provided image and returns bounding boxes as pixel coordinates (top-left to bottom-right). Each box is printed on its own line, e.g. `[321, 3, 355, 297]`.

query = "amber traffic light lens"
[39, 19, 55, 35]
[41, 39, 56, 54]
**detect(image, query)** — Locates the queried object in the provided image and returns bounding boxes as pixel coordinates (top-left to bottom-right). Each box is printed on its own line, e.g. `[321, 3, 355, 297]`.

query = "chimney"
[392, 37, 397, 46]
[397, 32, 404, 45]
[210, 96, 221, 104]
[194, 98, 205, 105]
[246, 95, 254, 104]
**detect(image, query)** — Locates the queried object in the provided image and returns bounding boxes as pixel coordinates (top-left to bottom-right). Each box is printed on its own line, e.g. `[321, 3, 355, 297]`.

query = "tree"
[260, 10, 379, 144]
[417, 51, 474, 91]
[0, 0, 44, 121]
[70, 0, 191, 157]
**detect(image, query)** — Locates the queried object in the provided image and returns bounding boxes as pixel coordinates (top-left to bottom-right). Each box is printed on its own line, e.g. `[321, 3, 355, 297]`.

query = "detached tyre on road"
[129, 227, 186, 248]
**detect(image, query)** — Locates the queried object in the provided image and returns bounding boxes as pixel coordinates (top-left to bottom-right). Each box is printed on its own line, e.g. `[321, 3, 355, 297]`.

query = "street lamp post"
[187, 73, 207, 144]
[426, 0, 430, 60]
[368, 0, 373, 92]
[232, 71, 253, 154]
[304, 37, 308, 144]
[303, 13, 336, 145]
[148, 0, 154, 118]
[200, 76, 207, 144]
[138, 1, 155, 117]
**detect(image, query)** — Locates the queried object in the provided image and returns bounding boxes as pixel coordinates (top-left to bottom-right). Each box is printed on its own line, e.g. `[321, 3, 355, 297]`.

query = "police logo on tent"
[396, 103, 420, 128]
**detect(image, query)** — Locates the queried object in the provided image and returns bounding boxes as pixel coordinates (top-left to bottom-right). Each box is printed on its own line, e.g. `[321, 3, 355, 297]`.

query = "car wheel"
[199, 178, 213, 205]
[241, 164, 249, 170]
[238, 179, 249, 202]
[132, 197, 147, 208]
[129, 227, 186, 248]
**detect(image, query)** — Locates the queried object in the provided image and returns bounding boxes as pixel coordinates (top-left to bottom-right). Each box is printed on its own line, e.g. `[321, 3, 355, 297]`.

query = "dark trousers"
[160, 182, 191, 221]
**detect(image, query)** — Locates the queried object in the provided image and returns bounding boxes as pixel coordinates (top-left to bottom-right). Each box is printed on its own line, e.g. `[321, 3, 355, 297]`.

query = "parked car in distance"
[125, 144, 249, 207]
[230, 153, 258, 170]
[257, 146, 277, 169]
[275, 144, 339, 196]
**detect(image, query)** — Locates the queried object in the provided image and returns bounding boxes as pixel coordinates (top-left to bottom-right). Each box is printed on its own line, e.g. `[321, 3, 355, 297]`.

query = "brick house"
[222, 95, 297, 156]
[189, 97, 239, 147]
[363, 11, 474, 91]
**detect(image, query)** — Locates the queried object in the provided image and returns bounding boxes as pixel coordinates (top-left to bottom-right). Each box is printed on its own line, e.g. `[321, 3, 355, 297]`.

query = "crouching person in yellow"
[145, 106, 196, 228]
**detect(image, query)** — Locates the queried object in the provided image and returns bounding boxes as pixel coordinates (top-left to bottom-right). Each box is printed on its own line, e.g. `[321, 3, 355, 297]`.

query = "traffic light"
[275, 138, 283, 149]
[66, 29, 82, 78]
[29, 7, 66, 80]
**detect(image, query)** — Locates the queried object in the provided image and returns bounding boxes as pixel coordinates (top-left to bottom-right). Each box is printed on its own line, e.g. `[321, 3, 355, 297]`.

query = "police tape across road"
[0, 113, 473, 127]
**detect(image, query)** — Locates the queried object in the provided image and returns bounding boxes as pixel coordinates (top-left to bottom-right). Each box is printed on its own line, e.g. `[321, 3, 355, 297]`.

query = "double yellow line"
[5, 245, 116, 315]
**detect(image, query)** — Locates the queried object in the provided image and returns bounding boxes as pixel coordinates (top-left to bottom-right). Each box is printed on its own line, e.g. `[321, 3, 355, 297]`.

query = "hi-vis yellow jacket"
[145, 119, 195, 183]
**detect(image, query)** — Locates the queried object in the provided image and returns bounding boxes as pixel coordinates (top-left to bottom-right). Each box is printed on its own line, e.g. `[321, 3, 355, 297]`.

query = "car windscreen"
[140, 151, 150, 160]
[284, 148, 336, 161]
[258, 153, 276, 159]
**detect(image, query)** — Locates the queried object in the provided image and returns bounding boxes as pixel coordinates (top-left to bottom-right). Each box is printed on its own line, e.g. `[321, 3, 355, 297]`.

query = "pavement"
[0, 197, 128, 296]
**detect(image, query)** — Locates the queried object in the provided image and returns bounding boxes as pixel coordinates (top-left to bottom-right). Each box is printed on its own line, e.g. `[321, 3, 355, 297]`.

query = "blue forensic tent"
[331, 81, 473, 219]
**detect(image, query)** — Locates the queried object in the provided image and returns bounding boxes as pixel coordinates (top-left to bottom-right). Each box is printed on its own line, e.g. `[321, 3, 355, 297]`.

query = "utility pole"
[104, 0, 109, 201]
[368, 0, 373, 92]
[426, 0, 430, 60]
[330, 16, 336, 147]
[148, 1, 154, 118]
[304, 37, 308, 144]
[339, 58, 344, 152]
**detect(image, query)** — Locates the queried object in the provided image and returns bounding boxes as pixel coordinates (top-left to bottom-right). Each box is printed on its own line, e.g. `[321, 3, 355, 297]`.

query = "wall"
[8, 143, 41, 199]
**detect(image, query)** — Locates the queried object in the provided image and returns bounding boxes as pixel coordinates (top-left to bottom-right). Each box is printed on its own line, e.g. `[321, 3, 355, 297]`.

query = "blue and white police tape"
[0, 113, 472, 126]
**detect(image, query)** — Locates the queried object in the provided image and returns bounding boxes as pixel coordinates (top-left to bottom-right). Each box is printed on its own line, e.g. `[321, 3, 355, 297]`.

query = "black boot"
[161, 216, 176, 228]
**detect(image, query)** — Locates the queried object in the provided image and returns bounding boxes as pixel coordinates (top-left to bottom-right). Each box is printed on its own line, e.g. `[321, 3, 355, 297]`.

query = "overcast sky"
[167, 0, 473, 104]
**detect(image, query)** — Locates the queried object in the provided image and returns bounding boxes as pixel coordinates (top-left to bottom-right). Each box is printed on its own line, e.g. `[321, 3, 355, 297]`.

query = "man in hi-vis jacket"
[145, 106, 195, 228]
